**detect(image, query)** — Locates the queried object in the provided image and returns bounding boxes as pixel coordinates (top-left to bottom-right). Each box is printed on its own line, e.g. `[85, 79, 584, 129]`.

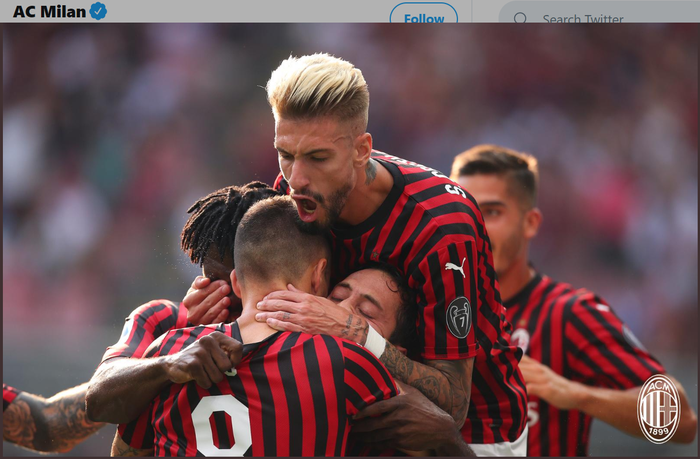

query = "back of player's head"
[451, 144, 539, 209]
[234, 195, 331, 286]
[266, 53, 369, 132]
[180, 182, 281, 266]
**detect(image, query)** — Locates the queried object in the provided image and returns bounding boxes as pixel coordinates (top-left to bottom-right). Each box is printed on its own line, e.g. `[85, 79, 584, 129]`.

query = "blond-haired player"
[185, 53, 528, 455]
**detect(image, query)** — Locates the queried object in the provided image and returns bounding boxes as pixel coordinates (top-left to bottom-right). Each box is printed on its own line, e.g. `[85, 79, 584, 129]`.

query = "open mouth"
[292, 196, 319, 222]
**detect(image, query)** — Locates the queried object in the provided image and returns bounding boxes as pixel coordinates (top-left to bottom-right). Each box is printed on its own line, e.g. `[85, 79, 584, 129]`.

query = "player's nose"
[288, 160, 310, 191]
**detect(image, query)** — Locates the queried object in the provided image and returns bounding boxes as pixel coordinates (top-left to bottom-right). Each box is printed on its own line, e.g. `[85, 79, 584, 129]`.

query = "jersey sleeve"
[341, 341, 398, 416]
[117, 404, 156, 450]
[409, 242, 479, 360]
[116, 323, 231, 450]
[114, 332, 165, 450]
[101, 300, 187, 363]
[3, 384, 20, 412]
[565, 296, 665, 389]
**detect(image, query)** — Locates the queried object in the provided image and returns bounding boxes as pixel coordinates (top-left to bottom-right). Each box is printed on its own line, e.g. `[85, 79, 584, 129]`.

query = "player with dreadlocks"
[182, 182, 278, 275]
[85, 182, 280, 425]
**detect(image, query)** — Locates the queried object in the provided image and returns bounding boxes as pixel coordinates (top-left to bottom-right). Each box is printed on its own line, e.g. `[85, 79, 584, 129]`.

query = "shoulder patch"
[446, 297, 472, 339]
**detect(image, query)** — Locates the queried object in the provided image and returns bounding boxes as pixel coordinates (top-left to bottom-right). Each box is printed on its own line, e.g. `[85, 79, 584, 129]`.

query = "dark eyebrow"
[336, 282, 383, 312]
[275, 147, 333, 156]
[336, 282, 352, 292]
[479, 200, 506, 207]
[361, 293, 383, 311]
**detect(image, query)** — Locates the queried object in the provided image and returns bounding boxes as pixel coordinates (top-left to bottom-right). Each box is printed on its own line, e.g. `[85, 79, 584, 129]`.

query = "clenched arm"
[88, 299, 185, 424]
[559, 300, 697, 443]
[254, 290, 473, 426]
[379, 344, 473, 426]
[3, 382, 105, 453]
[524, 357, 697, 443]
[86, 356, 172, 424]
[579, 378, 697, 443]
[87, 331, 242, 424]
[353, 382, 474, 456]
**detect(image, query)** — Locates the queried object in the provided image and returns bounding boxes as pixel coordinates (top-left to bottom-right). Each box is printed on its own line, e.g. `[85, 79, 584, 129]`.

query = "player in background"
[86, 182, 278, 424]
[111, 196, 399, 457]
[451, 144, 697, 455]
[185, 53, 528, 455]
[3, 383, 104, 453]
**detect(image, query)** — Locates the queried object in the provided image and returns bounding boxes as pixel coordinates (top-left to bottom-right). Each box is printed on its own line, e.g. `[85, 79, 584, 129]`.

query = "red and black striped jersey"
[119, 322, 397, 456]
[504, 272, 665, 456]
[3, 384, 20, 412]
[101, 300, 190, 363]
[275, 151, 527, 444]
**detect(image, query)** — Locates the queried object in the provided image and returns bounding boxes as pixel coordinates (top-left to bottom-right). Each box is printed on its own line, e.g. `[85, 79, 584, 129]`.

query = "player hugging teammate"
[97, 53, 528, 456]
[5, 53, 696, 457]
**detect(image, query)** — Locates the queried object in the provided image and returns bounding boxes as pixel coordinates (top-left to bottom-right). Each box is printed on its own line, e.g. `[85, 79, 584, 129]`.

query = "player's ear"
[523, 207, 542, 240]
[311, 258, 328, 297]
[353, 132, 373, 168]
[230, 269, 243, 299]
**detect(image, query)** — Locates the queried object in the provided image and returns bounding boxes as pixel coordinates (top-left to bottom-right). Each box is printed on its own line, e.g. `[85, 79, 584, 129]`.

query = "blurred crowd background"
[3, 24, 697, 456]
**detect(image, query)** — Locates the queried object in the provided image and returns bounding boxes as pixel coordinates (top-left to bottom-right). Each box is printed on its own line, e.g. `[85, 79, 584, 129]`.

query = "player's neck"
[339, 159, 394, 226]
[236, 283, 288, 344]
[498, 259, 535, 303]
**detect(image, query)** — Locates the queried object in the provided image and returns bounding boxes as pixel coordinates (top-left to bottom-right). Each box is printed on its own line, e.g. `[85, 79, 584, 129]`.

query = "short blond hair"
[266, 53, 369, 129]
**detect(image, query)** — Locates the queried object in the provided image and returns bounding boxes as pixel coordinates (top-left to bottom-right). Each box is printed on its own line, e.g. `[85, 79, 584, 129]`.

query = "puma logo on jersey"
[445, 258, 466, 278]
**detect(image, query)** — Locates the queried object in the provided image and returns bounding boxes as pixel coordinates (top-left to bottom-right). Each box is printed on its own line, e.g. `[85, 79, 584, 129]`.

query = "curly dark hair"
[180, 181, 281, 266]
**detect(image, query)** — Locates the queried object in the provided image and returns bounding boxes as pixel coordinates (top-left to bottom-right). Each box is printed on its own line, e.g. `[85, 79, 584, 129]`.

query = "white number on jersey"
[191, 395, 252, 456]
[445, 184, 467, 199]
[527, 401, 539, 427]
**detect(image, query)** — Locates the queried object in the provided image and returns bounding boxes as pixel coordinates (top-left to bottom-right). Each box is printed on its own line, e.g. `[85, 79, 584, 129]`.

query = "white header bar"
[3, 0, 699, 23]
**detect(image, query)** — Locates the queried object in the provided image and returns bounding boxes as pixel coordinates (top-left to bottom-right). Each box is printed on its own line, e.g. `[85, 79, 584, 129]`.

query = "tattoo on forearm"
[413, 376, 441, 402]
[340, 314, 369, 345]
[3, 385, 104, 453]
[341, 314, 354, 337]
[351, 316, 363, 340]
[380, 344, 471, 424]
[45, 388, 104, 452]
[365, 160, 377, 185]
[428, 359, 470, 425]
[3, 399, 37, 448]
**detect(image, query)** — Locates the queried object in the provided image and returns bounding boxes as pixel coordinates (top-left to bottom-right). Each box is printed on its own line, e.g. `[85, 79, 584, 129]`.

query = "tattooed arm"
[380, 344, 473, 427]
[111, 432, 153, 456]
[3, 382, 105, 453]
[255, 287, 473, 426]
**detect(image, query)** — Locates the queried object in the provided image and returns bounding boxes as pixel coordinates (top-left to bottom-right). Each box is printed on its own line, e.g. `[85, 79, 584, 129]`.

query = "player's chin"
[494, 264, 507, 280]
[297, 211, 331, 234]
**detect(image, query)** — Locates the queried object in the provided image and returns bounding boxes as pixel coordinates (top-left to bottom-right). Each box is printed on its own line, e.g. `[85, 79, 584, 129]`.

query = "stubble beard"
[296, 180, 354, 234]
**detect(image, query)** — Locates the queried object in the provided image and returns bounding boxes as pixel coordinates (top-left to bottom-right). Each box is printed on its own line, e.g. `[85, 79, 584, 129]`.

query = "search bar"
[500, 1, 700, 23]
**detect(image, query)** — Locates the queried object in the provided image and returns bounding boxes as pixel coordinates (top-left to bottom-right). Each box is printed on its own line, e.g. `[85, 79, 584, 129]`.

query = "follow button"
[390, 2, 459, 23]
